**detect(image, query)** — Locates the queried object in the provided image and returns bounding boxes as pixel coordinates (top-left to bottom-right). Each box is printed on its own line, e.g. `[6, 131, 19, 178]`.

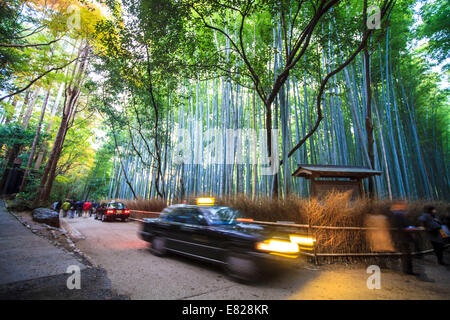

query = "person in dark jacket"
[88, 200, 95, 217]
[390, 201, 420, 275]
[443, 215, 450, 242]
[443, 208, 450, 242]
[55, 201, 62, 212]
[75, 200, 83, 217]
[92, 201, 100, 216]
[419, 205, 447, 265]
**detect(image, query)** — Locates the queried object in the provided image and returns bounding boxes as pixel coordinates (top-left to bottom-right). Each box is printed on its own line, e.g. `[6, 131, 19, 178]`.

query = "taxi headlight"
[289, 235, 316, 246]
[256, 239, 299, 254]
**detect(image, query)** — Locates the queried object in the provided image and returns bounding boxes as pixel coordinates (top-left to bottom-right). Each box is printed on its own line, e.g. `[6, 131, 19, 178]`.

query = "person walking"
[89, 201, 97, 217]
[443, 215, 450, 242]
[56, 200, 62, 213]
[75, 200, 83, 217]
[419, 205, 447, 265]
[69, 200, 76, 219]
[82, 200, 92, 218]
[51, 201, 58, 211]
[61, 200, 71, 218]
[92, 201, 100, 218]
[389, 201, 420, 275]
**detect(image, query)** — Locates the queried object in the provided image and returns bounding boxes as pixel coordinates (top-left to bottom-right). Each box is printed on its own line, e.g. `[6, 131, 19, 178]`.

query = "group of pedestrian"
[389, 201, 449, 276]
[52, 199, 100, 219]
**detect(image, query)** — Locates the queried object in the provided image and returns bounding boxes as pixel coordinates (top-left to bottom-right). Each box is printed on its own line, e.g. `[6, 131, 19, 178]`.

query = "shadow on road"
[144, 245, 320, 289]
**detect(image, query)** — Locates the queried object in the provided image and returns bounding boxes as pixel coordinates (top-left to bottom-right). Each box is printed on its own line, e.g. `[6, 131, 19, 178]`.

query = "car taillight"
[106, 209, 115, 214]
[124, 209, 130, 214]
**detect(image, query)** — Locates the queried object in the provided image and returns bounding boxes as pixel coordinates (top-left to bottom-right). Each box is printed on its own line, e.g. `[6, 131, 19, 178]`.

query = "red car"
[95, 202, 130, 222]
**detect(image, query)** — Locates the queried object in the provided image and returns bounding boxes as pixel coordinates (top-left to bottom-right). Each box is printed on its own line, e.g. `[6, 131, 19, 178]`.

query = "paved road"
[0, 203, 84, 286]
[0, 201, 122, 299]
[65, 216, 450, 300]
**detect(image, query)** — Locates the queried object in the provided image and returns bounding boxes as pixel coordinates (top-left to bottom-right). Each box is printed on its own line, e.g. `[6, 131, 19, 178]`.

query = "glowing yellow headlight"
[196, 197, 215, 206]
[256, 239, 299, 254]
[289, 235, 316, 246]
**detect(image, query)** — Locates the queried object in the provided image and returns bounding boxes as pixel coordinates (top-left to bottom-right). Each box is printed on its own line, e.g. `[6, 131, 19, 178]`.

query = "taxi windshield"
[206, 207, 240, 225]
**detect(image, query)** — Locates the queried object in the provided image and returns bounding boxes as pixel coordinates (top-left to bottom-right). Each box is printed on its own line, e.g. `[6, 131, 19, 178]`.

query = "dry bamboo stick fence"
[129, 210, 447, 264]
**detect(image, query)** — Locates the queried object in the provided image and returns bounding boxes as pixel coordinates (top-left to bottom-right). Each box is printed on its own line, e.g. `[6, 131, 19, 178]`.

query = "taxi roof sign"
[196, 197, 215, 206]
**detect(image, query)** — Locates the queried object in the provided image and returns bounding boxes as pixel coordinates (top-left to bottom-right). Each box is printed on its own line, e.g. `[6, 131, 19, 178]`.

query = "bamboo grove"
[106, 38, 449, 201]
[0, 0, 448, 206]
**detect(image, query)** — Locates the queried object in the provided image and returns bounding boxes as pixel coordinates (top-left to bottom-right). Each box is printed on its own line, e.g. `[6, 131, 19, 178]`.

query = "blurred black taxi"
[139, 197, 316, 282]
[95, 201, 130, 222]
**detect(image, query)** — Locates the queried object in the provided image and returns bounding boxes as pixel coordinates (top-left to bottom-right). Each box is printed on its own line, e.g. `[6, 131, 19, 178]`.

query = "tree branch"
[286, 0, 395, 161]
[0, 35, 63, 48]
[0, 56, 79, 102]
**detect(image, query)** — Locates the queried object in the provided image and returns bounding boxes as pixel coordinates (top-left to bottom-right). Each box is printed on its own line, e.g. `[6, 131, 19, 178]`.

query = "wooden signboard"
[310, 179, 362, 200]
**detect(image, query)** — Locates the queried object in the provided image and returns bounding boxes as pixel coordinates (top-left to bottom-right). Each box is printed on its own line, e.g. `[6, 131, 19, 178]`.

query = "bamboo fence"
[129, 209, 448, 265]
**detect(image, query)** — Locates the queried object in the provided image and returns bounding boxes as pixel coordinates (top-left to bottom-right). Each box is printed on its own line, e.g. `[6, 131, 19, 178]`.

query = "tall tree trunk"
[22, 88, 40, 129]
[0, 88, 40, 193]
[364, 0, 375, 198]
[19, 87, 52, 192]
[40, 88, 79, 202]
[34, 82, 64, 170]
[34, 44, 89, 206]
[145, 46, 164, 198]
[112, 125, 138, 199]
[17, 90, 32, 122]
[265, 102, 278, 197]
[33, 110, 69, 205]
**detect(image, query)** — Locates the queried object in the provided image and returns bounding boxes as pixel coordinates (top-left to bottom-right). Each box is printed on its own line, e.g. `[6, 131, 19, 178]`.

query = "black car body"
[139, 204, 315, 281]
[95, 202, 130, 222]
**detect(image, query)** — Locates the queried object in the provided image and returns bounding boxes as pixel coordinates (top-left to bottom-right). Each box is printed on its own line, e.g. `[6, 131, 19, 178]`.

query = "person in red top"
[82, 201, 92, 218]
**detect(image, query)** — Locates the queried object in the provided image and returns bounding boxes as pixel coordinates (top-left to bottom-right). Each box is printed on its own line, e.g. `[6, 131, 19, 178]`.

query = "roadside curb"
[59, 218, 99, 267]
[60, 218, 86, 241]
